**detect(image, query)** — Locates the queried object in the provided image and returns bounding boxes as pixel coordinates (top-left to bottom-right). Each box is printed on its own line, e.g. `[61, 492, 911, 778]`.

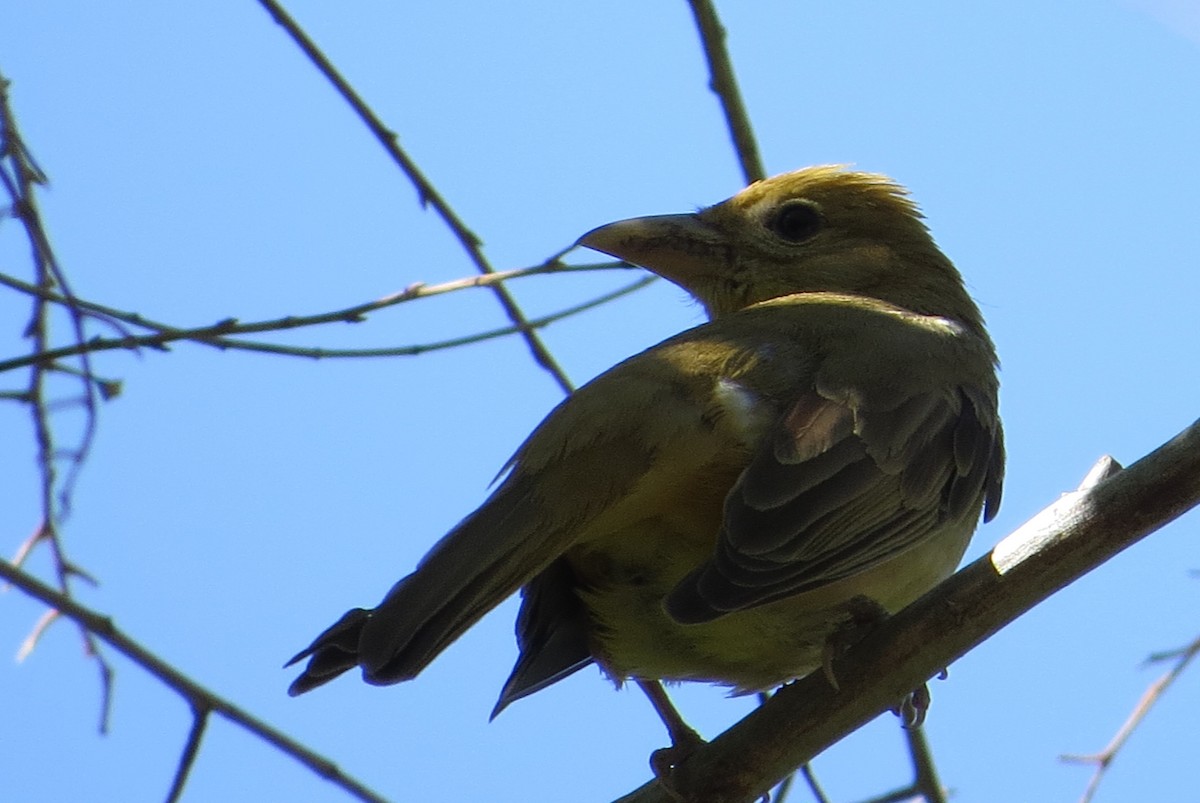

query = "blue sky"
[2, 2, 1199, 802]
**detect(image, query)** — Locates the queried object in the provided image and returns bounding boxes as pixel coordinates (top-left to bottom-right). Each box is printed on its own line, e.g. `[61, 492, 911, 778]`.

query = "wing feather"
[665, 385, 1002, 624]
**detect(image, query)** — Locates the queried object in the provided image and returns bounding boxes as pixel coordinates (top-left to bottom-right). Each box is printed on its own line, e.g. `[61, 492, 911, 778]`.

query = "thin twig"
[0, 559, 390, 803]
[904, 726, 947, 803]
[0, 275, 654, 372]
[846, 727, 946, 803]
[1061, 635, 1200, 803]
[256, 0, 574, 394]
[797, 765, 828, 803]
[1, 73, 110, 518]
[1, 71, 116, 729]
[166, 705, 211, 803]
[855, 786, 922, 803]
[685, 0, 766, 184]
[0, 257, 630, 338]
[210, 276, 657, 359]
[16, 608, 60, 662]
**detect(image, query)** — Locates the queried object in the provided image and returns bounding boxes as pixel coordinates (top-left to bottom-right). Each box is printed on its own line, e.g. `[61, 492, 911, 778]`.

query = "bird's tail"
[286, 608, 372, 695]
[286, 476, 559, 695]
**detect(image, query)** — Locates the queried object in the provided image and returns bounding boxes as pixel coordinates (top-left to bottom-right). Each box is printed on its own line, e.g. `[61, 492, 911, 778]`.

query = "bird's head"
[579, 165, 984, 331]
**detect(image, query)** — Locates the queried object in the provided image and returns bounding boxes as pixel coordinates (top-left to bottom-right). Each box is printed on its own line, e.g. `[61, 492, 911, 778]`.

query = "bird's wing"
[664, 381, 1003, 624]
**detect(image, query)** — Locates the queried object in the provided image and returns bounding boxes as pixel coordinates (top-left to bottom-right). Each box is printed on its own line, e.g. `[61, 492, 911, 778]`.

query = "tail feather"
[285, 608, 370, 695]
[288, 475, 567, 694]
[491, 559, 593, 719]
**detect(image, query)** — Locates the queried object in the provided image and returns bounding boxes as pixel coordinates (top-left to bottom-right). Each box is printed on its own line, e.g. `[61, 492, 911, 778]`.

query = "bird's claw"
[893, 681, 932, 728]
[650, 729, 707, 801]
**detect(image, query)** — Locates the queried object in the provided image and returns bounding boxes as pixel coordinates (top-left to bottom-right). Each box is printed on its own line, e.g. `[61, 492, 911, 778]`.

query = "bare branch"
[796, 765, 827, 803]
[16, 607, 59, 662]
[902, 726, 947, 803]
[0, 273, 654, 372]
[616, 419, 1200, 802]
[0, 257, 631, 339]
[166, 706, 210, 803]
[0, 559, 390, 803]
[1, 70, 116, 718]
[1061, 634, 1200, 803]
[1, 73, 109, 519]
[686, 0, 766, 184]
[210, 276, 657, 360]
[255, 0, 575, 394]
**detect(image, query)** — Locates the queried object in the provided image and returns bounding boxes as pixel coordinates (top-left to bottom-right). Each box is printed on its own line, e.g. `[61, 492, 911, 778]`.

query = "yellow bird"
[288, 166, 1003, 750]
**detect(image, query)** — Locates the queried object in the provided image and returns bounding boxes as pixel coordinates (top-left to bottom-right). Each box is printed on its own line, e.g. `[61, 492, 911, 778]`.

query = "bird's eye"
[769, 201, 823, 243]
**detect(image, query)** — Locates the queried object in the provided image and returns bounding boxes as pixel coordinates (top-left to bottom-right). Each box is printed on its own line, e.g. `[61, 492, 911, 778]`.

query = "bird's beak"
[576, 213, 728, 290]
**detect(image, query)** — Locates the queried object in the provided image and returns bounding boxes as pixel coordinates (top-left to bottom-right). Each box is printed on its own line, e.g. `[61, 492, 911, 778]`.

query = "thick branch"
[618, 418, 1200, 803]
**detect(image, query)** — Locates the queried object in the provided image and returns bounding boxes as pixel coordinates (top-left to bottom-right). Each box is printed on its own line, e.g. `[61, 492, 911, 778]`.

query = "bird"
[287, 165, 1003, 755]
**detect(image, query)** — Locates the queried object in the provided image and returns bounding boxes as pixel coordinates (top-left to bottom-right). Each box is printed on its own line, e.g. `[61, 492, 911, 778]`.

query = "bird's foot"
[636, 679, 709, 799]
[893, 680, 933, 728]
[649, 727, 707, 801]
[892, 667, 948, 727]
